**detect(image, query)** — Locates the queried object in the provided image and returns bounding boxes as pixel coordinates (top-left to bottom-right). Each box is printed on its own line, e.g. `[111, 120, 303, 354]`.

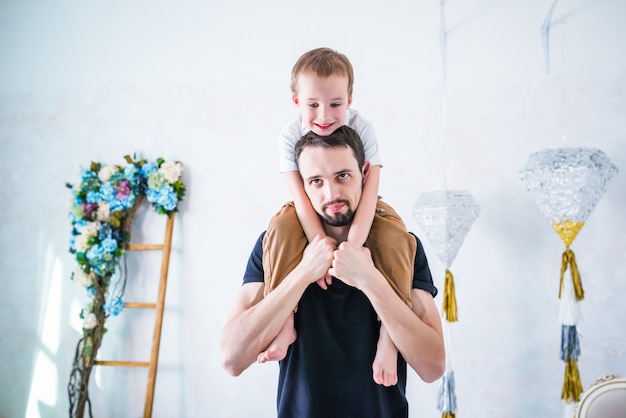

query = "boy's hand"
[296, 234, 337, 285]
[316, 274, 333, 290]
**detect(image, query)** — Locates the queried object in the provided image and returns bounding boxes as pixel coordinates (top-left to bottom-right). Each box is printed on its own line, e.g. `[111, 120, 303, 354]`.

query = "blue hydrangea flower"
[100, 183, 116, 203]
[101, 237, 118, 253]
[80, 168, 98, 181]
[86, 243, 104, 261]
[73, 218, 90, 232]
[104, 297, 125, 316]
[147, 184, 176, 210]
[86, 190, 102, 203]
[141, 162, 157, 176]
[119, 194, 136, 209]
[124, 164, 139, 181]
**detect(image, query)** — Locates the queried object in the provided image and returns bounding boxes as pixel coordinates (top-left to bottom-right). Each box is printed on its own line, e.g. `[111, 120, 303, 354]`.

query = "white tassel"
[559, 270, 582, 326]
[562, 402, 575, 418]
[437, 370, 457, 414]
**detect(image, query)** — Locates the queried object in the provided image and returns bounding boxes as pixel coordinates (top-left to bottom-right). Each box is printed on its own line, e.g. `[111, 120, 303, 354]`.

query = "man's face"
[298, 144, 367, 227]
[292, 73, 352, 137]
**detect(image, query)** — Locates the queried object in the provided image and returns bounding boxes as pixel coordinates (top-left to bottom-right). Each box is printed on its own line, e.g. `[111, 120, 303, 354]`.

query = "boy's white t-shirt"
[278, 108, 383, 173]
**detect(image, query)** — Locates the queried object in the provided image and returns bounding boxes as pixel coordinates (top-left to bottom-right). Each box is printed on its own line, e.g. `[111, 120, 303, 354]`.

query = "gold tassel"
[558, 248, 584, 301]
[442, 269, 458, 322]
[561, 359, 583, 403]
[442, 413, 456, 418]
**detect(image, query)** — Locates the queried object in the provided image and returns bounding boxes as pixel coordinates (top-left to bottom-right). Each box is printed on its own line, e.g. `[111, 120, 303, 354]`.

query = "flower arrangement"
[66, 155, 185, 418]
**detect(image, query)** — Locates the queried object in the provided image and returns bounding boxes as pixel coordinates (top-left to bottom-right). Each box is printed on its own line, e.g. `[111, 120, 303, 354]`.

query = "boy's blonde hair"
[290, 47, 354, 97]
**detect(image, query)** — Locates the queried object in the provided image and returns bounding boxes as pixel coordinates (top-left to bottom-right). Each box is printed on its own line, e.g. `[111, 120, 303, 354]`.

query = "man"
[220, 126, 445, 418]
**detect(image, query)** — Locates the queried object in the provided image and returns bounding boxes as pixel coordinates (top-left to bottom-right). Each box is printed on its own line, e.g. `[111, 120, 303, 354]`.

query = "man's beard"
[320, 199, 355, 227]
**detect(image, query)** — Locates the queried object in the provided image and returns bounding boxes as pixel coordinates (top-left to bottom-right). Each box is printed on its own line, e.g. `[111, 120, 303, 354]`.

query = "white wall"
[1, 0, 625, 417]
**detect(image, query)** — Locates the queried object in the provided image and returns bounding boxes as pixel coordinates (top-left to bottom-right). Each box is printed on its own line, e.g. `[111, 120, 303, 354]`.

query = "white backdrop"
[1, 0, 625, 417]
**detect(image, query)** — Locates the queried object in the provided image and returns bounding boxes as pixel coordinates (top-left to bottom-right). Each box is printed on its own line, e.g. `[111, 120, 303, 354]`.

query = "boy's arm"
[347, 164, 380, 247]
[221, 235, 336, 376]
[285, 171, 333, 288]
[284, 171, 325, 242]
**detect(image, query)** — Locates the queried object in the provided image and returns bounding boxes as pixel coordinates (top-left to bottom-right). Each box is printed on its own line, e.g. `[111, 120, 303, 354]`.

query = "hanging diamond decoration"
[412, 189, 479, 418]
[412, 190, 480, 269]
[519, 146, 618, 405]
[412, 190, 479, 324]
[519, 147, 618, 244]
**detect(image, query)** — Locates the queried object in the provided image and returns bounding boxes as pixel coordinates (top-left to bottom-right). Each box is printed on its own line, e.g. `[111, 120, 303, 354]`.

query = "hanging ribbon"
[438, 370, 457, 418]
[559, 271, 582, 326]
[561, 358, 583, 403]
[559, 248, 584, 301]
[559, 256, 583, 406]
[560, 325, 580, 362]
[442, 269, 458, 322]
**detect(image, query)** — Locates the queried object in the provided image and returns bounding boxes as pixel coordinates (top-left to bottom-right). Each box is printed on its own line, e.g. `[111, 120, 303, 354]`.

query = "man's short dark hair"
[294, 125, 366, 172]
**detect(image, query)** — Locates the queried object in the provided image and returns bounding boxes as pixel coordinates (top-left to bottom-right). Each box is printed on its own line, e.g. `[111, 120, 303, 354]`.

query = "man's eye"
[338, 173, 349, 180]
[311, 179, 321, 186]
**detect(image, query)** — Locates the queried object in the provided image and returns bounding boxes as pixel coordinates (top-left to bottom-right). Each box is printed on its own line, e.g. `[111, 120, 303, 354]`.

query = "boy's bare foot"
[257, 347, 288, 363]
[372, 327, 398, 386]
[257, 315, 297, 363]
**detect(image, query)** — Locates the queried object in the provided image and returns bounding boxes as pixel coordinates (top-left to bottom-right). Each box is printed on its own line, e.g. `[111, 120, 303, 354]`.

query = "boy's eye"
[308, 103, 319, 108]
[330, 103, 342, 108]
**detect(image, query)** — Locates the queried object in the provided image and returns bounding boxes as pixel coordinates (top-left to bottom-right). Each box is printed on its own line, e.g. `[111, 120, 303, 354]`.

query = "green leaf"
[109, 216, 121, 228]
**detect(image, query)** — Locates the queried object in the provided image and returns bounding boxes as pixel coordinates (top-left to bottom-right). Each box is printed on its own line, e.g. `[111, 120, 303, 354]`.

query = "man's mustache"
[322, 199, 350, 211]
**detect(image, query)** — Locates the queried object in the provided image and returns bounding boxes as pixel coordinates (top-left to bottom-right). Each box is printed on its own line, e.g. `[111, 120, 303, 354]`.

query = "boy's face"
[293, 73, 352, 137]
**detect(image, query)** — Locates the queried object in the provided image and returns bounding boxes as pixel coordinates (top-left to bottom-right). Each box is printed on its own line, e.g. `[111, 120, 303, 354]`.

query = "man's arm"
[329, 242, 445, 383]
[220, 235, 336, 376]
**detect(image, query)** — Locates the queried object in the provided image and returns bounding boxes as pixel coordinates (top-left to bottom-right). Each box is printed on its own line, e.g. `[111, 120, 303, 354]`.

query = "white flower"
[73, 269, 96, 287]
[79, 221, 100, 237]
[158, 161, 183, 183]
[96, 202, 111, 222]
[74, 234, 91, 253]
[98, 165, 118, 183]
[83, 312, 98, 329]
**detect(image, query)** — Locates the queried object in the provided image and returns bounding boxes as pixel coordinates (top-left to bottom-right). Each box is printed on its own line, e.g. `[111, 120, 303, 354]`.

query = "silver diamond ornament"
[412, 190, 480, 268]
[519, 147, 618, 225]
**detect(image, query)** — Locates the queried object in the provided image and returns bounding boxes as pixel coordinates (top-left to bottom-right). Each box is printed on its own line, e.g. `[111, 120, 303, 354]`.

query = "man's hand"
[328, 241, 380, 289]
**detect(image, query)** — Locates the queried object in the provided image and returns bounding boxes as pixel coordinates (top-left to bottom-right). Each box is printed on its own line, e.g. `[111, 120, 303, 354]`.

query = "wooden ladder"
[94, 213, 176, 418]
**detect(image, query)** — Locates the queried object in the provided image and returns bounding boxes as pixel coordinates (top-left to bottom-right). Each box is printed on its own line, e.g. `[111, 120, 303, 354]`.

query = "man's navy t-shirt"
[243, 232, 437, 418]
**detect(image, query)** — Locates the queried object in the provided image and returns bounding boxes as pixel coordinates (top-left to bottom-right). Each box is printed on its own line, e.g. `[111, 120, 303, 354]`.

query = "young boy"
[259, 47, 416, 387]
